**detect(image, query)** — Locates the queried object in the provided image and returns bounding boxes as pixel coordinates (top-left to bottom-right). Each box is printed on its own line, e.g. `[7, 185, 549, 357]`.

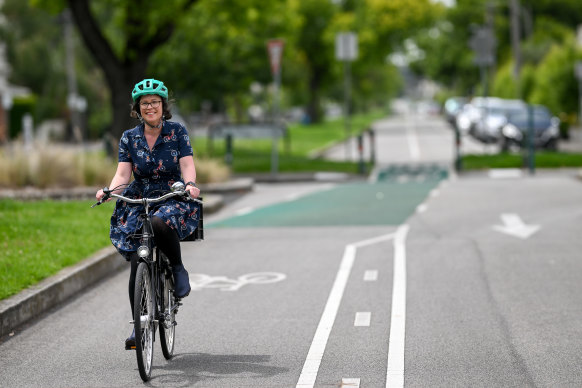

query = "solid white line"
[341, 377, 361, 387]
[296, 232, 395, 388]
[406, 120, 421, 161]
[353, 232, 395, 249]
[235, 207, 254, 216]
[386, 224, 410, 388]
[364, 270, 378, 281]
[296, 244, 356, 388]
[354, 312, 371, 327]
[416, 203, 428, 213]
[489, 168, 522, 179]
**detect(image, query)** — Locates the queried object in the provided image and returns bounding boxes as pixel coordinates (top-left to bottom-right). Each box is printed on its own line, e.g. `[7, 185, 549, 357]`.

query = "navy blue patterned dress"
[109, 121, 200, 259]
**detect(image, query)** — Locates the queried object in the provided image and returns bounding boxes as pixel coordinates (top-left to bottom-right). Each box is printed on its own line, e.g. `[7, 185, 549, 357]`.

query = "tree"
[293, 0, 337, 123]
[150, 0, 295, 122]
[33, 0, 200, 141]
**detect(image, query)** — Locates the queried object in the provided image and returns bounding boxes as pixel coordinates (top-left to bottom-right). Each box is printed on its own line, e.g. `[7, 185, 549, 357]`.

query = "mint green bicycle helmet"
[131, 78, 168, 101]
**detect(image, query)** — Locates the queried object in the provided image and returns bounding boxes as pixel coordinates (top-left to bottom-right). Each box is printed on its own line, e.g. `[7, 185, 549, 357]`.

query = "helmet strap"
[139, 114, 164, 130]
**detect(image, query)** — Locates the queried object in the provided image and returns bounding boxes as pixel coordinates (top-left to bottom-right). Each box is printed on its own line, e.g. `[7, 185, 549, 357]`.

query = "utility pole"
[335, 32, 358, 161]
[510, 0, 522, 97]
[63, 8, 83, 143]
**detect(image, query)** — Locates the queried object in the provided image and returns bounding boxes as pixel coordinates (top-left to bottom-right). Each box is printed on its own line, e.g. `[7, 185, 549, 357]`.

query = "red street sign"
[267, 39, 284, 76]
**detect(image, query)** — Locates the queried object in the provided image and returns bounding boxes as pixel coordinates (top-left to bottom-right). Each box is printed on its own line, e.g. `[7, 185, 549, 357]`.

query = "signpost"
[575, 61, 582, 125]
[267, 39, 284, 119]
[267, 39, 285, 176]
[469, 26, 496, 97]
[335, 32, 358, 160]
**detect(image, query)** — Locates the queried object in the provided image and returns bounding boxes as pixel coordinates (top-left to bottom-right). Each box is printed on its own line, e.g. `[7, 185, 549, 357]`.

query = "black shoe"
[125, 328, 136, 350]
[172, 265, 191, 298]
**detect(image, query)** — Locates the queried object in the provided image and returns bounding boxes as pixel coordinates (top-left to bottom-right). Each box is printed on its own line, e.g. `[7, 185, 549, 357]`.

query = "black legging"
[128, 216, 183, 314]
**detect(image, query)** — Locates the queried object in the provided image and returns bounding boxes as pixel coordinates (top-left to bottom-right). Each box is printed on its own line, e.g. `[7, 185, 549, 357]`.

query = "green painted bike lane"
[209, 167, 447, 228]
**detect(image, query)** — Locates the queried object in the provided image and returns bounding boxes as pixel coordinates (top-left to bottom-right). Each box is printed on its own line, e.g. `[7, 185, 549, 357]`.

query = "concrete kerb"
[0, 178, 253, 338]
[0, 246, 124, 338]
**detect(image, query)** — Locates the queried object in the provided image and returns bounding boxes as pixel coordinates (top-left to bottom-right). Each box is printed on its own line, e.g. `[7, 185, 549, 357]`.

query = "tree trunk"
[67, 0, 198, 145]
[307, 68, 322, 123]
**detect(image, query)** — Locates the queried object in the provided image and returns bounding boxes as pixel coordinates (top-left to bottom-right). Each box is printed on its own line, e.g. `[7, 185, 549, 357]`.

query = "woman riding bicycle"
[95, 78, 200, 349]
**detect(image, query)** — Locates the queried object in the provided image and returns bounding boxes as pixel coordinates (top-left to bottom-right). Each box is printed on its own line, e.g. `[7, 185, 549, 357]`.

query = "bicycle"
[92, 181, 203, 381]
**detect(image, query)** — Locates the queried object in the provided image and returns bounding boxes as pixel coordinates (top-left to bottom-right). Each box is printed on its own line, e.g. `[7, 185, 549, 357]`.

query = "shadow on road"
[149, 352, 288, 386]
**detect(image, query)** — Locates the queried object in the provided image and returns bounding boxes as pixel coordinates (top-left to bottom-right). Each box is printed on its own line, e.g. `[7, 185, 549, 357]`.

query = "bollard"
[357, 133, 365, 174]
[367, 128, 376, 165]
[526, 104, 535, 175]
[225, 133, 233, 167]
[455, 125, 462, 172]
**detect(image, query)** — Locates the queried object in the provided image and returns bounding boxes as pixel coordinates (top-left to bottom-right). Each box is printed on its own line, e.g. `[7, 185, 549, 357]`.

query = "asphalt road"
[1, 110, 582, 387]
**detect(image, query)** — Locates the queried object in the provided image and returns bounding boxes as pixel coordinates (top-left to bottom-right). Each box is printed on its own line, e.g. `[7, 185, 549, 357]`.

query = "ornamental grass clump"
[0, 144, 229, 188]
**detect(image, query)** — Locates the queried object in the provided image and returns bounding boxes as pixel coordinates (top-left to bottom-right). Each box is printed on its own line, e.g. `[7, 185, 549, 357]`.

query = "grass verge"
[462, 151, 582, 170]
[0, 200, 114, 300]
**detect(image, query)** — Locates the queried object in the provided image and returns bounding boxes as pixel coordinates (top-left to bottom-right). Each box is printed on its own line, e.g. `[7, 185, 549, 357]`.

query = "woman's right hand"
[96, 188, 110, 202]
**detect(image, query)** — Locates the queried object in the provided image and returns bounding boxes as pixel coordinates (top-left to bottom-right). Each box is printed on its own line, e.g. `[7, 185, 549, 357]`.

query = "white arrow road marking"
[492, 213, 541, 239]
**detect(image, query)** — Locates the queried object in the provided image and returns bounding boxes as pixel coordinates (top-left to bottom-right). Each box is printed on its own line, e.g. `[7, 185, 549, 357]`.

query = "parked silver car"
[455, 97, 525, 141]
[500, 105, 560, 151]
[443, 97, 468, 127]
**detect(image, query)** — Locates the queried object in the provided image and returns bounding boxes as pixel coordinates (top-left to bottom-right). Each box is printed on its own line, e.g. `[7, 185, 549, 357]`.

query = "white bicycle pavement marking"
[189, 272, 286, 291]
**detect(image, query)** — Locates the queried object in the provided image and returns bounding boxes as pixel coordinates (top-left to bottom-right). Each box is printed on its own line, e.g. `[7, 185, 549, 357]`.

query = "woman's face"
[139, 94, 163, 126]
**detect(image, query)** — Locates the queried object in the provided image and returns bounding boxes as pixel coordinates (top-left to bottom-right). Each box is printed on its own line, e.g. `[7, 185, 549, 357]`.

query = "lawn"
[462, 151, 582, 170]
[0, 199, 114, 300]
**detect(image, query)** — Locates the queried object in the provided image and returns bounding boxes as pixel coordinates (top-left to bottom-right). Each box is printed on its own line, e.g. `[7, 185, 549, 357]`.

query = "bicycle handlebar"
[91, 188, 202, 208]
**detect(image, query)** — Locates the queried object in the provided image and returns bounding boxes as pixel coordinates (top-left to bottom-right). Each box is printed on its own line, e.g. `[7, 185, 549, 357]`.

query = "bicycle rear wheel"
[134, 262, 154, 382]
[159, 271, 176, 359]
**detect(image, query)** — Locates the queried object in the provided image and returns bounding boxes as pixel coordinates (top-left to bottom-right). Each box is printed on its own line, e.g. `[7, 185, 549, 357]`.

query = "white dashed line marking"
[364, 270, 378, 281]
[354, 312, 371, 327]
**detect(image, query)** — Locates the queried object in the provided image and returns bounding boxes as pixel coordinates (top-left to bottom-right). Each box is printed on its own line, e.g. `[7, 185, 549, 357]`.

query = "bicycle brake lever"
[91, 187, 111, 208]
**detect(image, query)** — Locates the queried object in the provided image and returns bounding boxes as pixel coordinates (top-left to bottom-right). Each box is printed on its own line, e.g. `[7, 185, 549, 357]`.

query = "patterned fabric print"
[110, 120, 200, 259]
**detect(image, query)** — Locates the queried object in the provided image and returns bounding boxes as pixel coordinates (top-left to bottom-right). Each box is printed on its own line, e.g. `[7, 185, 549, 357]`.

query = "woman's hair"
[130, 96, 173, 120]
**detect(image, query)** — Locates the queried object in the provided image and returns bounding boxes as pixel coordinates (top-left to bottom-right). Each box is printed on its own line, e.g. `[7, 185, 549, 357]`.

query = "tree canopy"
[4, 0, 580, 140]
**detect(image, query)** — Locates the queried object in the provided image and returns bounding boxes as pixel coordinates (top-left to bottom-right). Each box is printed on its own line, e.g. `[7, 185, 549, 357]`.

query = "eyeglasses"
[140, 100, 162, 109]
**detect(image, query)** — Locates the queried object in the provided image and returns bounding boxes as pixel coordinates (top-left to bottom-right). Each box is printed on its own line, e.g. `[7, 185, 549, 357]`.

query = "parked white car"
[456, 97, 526, 143]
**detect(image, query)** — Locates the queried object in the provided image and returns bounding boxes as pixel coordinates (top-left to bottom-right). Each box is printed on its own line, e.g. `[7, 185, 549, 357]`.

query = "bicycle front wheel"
[159, 271, 176, 359]
[134, 262, 154, 382]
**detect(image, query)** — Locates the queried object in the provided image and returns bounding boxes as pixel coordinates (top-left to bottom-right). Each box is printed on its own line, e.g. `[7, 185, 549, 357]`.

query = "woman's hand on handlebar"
[185, 185, 200, 199]
[96, 188, 112, 203]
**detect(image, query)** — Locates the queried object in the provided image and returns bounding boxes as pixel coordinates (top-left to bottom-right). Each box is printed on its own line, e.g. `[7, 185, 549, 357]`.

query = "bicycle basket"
[182, 197, 204, 242]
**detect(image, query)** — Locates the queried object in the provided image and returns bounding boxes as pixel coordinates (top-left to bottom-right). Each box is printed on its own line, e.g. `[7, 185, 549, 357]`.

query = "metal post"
[357, 134, 365, 174]
[455, 125, 462, 172]
[63, 8, 82, 142]
[526, 104, 535, 174]
[368, 128, 376, 165]
[225, 134, 233, 167]
[344, 59, 352, 160]
[271, 129, 279, 176]
[510, 0, 522, 96]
